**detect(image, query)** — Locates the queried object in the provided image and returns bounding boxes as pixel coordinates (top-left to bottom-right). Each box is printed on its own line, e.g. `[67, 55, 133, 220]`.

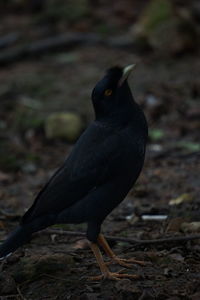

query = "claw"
[89, 240, 142, 283]
[97, 234, 147, 268]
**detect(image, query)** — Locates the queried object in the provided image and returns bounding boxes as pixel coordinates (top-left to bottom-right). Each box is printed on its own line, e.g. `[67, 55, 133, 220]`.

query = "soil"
[0, 4, 200, 300]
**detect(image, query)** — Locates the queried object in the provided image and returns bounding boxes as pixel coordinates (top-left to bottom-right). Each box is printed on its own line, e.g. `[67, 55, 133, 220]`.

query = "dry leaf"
[169, 193, 193, 206]
[72, 239, 89, 249]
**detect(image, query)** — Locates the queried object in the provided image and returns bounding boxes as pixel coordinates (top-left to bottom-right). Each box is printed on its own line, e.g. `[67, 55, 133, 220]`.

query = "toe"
[117, 260, 133, 268]
[88, 271, 140, 281]
[117, 258, 147, 266]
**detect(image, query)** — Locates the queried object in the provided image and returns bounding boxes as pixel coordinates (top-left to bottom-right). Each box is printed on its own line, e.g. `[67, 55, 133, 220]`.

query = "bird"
[0, 65, 148, 280]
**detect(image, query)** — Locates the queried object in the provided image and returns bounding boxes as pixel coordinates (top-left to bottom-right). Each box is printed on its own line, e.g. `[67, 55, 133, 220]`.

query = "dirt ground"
[0, 3, 200, 299]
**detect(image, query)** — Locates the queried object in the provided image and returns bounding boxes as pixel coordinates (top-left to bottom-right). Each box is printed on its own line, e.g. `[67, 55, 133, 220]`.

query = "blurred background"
[0, 1, 200, 298]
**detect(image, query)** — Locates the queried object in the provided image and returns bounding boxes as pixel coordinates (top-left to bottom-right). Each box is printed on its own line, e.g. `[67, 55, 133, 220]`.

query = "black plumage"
[0, 65, 148, 280]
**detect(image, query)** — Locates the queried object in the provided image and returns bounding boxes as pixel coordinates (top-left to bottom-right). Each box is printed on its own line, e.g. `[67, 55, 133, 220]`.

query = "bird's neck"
[95, 101, 138, 128]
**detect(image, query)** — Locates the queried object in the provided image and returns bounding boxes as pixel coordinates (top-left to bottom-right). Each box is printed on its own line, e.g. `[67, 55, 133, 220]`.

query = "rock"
[45, 112, 84, 142]
[169, 253, 184, 262]
[131, 0, 198, 54]
[21, 162, 37, 174]
[13, 254, 74, 283]
[181, 222, 200, 233]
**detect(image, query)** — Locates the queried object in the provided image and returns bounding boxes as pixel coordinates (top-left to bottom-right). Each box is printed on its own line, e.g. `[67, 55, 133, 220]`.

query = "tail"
[0, 225, 32, 260]
[0, 214, 57, 260]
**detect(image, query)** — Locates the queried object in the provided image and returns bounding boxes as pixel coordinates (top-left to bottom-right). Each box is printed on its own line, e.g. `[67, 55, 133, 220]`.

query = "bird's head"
[92, 65, 135, 119]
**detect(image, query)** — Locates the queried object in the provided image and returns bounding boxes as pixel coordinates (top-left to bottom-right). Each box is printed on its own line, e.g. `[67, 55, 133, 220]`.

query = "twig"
[0, 32, 20, 49]
[0, 295, 19, 299]
[0, 32, 135, 66]
[0, 33, 100, 66]
[16, 286, 26, 300]
[41, 229, 200, 246]
[138, 291, 149, 300]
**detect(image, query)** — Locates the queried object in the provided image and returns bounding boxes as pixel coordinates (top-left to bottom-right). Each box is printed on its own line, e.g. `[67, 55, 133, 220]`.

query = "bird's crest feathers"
[106, 66, 123, 82]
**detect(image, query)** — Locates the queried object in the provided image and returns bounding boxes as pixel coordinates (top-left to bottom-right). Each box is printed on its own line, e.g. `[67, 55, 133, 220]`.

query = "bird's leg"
[89, 242, 139, 281]
[97, 234, 146, 268]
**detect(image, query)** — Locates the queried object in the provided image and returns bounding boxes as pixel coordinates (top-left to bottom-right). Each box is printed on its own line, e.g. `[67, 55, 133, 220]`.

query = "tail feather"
[0, 226, 32, 260]
[0, 214, 56, 260]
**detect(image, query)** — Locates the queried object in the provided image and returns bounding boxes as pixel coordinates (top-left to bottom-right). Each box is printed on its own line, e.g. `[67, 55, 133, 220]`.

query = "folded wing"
[21, 123, 124, 224]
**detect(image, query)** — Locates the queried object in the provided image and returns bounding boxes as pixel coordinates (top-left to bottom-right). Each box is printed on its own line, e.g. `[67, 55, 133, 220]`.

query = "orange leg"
[97, 234, 146, 268]
[89, 242, 140, 281]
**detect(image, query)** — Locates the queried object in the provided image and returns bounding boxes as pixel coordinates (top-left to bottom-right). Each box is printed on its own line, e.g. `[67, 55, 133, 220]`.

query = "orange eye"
[104, 89, 112, 96]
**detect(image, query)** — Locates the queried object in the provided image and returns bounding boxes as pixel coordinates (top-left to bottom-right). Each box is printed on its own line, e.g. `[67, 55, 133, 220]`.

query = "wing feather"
[21, 123, 123, 223]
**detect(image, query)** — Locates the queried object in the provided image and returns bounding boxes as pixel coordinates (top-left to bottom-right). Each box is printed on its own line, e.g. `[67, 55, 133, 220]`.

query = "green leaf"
[177, 141, 200, 151]
[149, 129, 165, 141]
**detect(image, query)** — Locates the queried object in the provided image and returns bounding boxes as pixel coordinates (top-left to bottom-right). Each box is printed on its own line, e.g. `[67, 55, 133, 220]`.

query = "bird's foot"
[107, 256, 146, 268]
[89, 270, 140, 281]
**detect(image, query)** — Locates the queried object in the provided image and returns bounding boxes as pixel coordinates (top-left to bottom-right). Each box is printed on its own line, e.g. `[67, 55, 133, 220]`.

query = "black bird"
[0, 65, 148, 280]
